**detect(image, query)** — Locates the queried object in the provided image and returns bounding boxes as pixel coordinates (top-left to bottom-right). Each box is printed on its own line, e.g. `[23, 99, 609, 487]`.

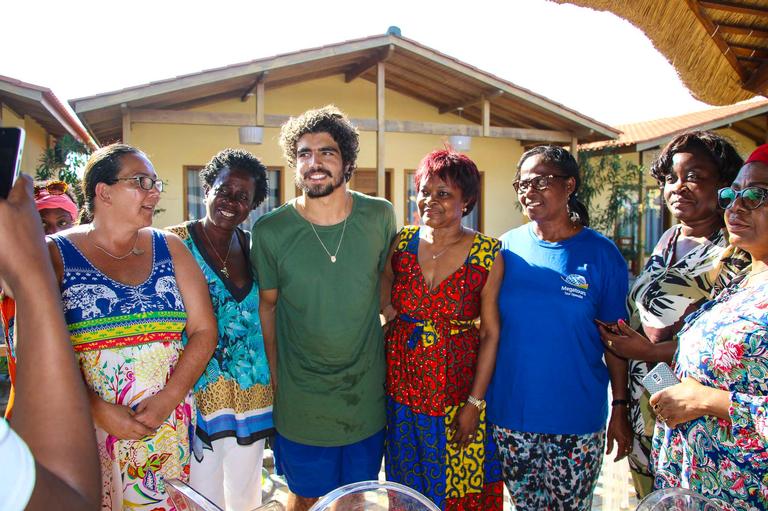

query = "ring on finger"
[607, 340, 614, 347]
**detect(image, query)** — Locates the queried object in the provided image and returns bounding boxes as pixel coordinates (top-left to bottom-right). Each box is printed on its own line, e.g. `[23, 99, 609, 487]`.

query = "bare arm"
[134, 233, 217, 428]
[605, 349, 632, 461]
[450, 254, 504, 447]
[1, 177, 99, 510]
[258, 288, 279, 392]
[380, 235, 400, 323]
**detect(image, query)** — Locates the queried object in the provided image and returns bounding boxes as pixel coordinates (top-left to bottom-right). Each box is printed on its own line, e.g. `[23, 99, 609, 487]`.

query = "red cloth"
[745, 144, 768, 166]
[35, 191, 78, 220]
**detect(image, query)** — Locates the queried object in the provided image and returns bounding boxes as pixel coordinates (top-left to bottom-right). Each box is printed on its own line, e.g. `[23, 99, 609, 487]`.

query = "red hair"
[413, 149, 480, 216]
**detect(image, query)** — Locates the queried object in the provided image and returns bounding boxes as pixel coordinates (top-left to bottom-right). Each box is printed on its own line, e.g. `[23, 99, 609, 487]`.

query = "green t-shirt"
[250, 191, 396, 446]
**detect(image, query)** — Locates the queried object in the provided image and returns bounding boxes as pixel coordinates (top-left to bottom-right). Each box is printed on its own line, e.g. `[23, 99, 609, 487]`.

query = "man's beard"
[296, 169, 345, 198]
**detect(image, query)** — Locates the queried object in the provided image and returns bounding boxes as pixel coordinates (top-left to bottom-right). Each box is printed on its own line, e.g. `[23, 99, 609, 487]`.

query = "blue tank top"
[50, 229, 187, 353]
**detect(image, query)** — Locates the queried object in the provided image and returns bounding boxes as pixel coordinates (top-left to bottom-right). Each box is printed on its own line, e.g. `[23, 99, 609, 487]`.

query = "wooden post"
[376, 62, 386, 198]
[482, 98, 490, 137]
[636, 152, 646, 274]
[256, 81, 265, 126]
[570, 136, 578, 159]
[121, 104, 131, 144]
[0, 102, 3, 126]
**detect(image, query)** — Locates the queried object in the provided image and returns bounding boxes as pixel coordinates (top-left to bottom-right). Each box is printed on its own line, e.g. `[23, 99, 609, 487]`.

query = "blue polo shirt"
[486, 223, 628, 435]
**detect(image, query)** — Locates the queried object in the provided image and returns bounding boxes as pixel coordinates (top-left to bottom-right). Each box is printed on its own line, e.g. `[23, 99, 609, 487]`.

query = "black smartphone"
[0, 127, 25, 199]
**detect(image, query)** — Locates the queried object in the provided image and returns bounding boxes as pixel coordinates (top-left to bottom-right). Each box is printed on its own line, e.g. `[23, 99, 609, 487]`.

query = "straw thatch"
[551, 0, 767, 105]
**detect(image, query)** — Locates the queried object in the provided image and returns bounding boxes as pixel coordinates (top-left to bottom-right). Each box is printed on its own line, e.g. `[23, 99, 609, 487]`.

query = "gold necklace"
[88, 229, 144, 260]
[428, 228, 466, 260]
[200, 221, 234, 279]
[303, 194, 349, 263]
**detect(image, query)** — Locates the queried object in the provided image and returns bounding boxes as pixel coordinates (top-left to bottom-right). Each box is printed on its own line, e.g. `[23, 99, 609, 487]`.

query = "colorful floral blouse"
[652, 275, 768, 510]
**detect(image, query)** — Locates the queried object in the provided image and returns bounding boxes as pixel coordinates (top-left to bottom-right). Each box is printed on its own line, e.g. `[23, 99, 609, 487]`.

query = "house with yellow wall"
[0, 75, 96, 174]
[581, 98, 768, 272]
[69, 31, 618, 237]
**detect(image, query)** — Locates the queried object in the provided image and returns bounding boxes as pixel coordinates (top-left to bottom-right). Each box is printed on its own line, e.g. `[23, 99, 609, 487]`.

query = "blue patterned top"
[653, 276, 768, 510]
[168, 222, 273, 455]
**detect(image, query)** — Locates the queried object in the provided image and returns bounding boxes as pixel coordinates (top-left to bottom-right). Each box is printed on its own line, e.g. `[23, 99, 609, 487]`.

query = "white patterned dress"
[51, 229, 194, 511]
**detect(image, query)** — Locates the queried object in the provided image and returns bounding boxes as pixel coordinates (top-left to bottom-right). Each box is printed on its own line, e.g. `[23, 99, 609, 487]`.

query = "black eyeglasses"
[116, 176, 164, 192]
[513, 174, 570, 194]
[717, 186, 768, 210]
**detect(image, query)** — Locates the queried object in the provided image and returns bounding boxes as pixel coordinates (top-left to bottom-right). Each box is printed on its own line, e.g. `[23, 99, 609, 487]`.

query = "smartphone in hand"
[594, 318, 619, 334]
[642, 362, 680, 394]
[0, 127, 25, 199]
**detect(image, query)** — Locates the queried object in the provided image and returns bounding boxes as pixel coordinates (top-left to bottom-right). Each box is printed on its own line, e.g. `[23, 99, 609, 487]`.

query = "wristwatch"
[467, 395, 486, 411]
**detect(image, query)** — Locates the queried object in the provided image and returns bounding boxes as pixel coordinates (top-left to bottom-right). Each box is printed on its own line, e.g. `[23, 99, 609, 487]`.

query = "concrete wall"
[1, 105, 49, 175]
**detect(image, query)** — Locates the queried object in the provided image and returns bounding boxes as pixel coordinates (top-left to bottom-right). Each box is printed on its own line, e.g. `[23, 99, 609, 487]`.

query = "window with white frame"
[185, 167, 282, 232]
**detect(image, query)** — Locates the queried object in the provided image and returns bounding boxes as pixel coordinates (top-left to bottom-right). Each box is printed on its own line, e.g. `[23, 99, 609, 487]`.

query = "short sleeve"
[378, 202, 398, 273]
[250, 220, 279, 290]
[0, 419, 35, 511]
[598, 243, 629, 323]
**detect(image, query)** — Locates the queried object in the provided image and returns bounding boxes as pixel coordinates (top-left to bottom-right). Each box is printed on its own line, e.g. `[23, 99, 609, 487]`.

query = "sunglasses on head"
[34, 180, 69, 199]
[717, 186, 768, 210]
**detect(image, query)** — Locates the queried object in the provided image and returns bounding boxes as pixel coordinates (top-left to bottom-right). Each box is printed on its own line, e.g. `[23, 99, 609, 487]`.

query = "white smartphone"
[642, 362, 680, 394]
[0, 127, 25, 199]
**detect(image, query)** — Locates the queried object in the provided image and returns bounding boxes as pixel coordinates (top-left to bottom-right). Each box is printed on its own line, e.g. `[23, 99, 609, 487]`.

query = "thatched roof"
[551, 0, 768, 105]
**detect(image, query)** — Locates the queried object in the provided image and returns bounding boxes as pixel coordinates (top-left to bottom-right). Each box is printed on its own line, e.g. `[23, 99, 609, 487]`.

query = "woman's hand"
[449, 404, 480, 449]
[598, 320, 655, 360]
[92, 399, 154, 440]
[134, 390, 180, 430]
[649, 377, 731, 428]
[606, 405, 633, 461]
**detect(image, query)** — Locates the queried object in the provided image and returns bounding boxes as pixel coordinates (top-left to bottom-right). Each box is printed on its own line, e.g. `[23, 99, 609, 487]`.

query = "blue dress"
[168, 221, 273, 459]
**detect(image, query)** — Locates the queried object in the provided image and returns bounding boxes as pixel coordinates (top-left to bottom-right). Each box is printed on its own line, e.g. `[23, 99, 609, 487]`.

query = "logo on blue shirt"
[561, 273, 589, 298]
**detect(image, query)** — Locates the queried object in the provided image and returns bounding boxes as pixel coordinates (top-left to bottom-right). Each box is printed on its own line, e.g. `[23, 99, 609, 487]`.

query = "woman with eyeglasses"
[596, 131, 750, 499]
[485, 145, 631, 510]
[1, 180, 81, 419]
[630, 144, 768, 509]
[167, 148, 273, 511]
[44, 143, 217, 510]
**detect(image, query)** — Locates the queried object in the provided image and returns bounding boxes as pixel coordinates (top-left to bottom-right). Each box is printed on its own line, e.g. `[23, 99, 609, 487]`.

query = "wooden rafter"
[240, 72, 268, 102]
[345, 45, 394, 83]
[729, 123, 764, 144]
[699, 0, 768, 17]
[687, 0, 750, 80]
[745, 60, 768, 92]
[439, 90, 503, 115]
[718, 23, 768, 38]
[729, 42, 768, 54]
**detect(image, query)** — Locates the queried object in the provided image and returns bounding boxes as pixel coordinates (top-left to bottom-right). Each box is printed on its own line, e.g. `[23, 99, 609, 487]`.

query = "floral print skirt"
[78, 341, 195, 511]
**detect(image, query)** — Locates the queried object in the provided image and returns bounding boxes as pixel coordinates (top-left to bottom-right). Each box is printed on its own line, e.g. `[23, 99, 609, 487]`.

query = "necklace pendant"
[132, 247, 145, 256]
[221, 266, 230, 279]
[330, 255, 337, 263]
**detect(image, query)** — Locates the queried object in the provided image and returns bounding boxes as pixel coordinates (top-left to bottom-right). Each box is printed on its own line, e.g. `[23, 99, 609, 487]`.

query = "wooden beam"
[729, 123, 764, 145]
[745, 60, 768, 93]
[376, 62, 386, 197]
[129, 107, 573, 141]
[570, 136, 578, 159]
[700, 0, 768, 17]
[729, 42, 768, 54]
[346, 45, 394, 83]
[482, 98, 490, 137]
[240, 72, 268, 102]
[718, 23, 768, 38]
[121, 104, 131, 144]
[439, 90, 503, 115]
[685, 0, 750, 81]
[256, 80, 265, 126]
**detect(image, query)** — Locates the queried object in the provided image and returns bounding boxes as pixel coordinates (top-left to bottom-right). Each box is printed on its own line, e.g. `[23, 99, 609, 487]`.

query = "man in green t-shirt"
[251, 106, 396, 510]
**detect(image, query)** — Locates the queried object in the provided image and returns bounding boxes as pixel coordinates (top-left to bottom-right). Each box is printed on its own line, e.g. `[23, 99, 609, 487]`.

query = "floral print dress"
[653, 275, 768, 510]
[51, 230, 193, 511]
[626, 226, 749, 496]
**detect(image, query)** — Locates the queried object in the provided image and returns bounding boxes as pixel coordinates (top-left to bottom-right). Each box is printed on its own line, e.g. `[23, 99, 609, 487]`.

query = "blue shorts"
[274, 429, 384, 498]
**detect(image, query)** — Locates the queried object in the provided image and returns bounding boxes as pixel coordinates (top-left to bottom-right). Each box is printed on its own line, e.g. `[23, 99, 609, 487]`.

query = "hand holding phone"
[642, 362, 680, 395]
[0, 128, 25, 199]
[594, 318, 619, 334]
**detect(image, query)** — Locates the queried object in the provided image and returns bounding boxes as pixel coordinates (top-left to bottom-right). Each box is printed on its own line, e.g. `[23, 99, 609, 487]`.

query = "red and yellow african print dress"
[385, 226, 503, 511]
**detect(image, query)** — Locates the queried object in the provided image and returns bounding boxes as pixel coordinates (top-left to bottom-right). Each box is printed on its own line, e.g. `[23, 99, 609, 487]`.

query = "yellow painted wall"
[0, 105, 49, 175]
[131, 75, 525, 236]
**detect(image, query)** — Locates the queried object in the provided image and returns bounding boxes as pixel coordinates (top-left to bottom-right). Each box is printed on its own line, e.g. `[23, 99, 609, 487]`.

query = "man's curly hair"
[199, 148, 269, 208]
[279, 105, 359, 181]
